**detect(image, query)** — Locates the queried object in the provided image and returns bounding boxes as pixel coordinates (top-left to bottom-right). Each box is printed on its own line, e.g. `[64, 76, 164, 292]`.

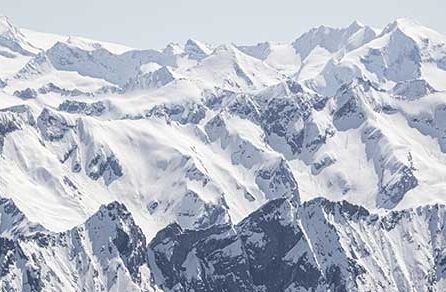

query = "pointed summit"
[383, 17, 421, 34]
[81, 201, 147, 281]
[124, 65, 176, 91]
[163, 42, 184, 55]
[184, 38, 212, 61]
[0, 15, 15, 35]
[345, 20, 364, 33]
[0, 15, 39, 55]
[237, 41, 271, 61]
[380, 17, 446, 42]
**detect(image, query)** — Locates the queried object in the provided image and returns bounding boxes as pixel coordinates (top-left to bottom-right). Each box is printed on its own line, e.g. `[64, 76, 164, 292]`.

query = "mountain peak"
[379, 17, 446, 46]
[184, 38, 212, 60]
[236, 41, 271, 60]
[0, 15, 40, 56]
[163, 42, 184, 55]
[95, 200, 131, 220]
[0, 197, 44, 238]
[293, 20, 374, 60]
[392, 17, 420, 27]
[0, 15, 17, 36]
[344, 20, 368, 35]
[380, 17, 443, 39]
[348, 20, 364, 29]
[382, 17, 421, 33]
[81, 201, 134, 230]
[0, 16, 31, 47]
[309, 20, 365, 35]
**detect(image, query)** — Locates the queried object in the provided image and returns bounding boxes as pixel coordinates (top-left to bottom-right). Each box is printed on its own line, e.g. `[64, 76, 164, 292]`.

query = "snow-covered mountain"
[1, 15, 446, 291]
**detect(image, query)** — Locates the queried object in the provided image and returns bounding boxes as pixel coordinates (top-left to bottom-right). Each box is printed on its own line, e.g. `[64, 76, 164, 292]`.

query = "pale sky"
[2, 0, 445, 50]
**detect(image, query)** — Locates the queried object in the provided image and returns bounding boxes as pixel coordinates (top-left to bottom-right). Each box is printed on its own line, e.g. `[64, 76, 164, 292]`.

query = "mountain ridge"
[3, 195, 446, 291]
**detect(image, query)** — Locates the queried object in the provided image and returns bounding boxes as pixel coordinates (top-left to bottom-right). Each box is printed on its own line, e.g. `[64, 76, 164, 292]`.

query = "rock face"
[0, 197, 44, 238]
[13, 88, 37, 99]
[255, 159, 300, 203]
[58, 100, 106, 116]
[0, 105, 36, 152]
[37, 107, 74, 141]
[0, 200, 156, 292]
[148, 223, 254, 291]
[38, 83, 93, 97]
[85, 151, 123, 185]
[124, 67, 176, 91]
[5, 197, 446, 291]
[148, 198, 446, 292]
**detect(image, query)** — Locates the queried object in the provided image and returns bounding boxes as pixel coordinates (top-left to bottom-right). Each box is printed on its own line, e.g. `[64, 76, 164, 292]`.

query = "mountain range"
[1, 15, 446, 291]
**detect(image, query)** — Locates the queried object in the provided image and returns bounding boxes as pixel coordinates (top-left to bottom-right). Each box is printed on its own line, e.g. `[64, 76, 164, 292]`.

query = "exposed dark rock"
[147, 102, 206, 125]
[86, 151, 123, 185]
[13, 88, 37, 99]
[38, 82, 93, 97]
[255, 159, 300, 204]
[0, 105, 36, 153]
[36, 108, 74, 141]
[148, 223, 254, 291]
[58, 100, 106, 116]
[379, 165, 418, 209]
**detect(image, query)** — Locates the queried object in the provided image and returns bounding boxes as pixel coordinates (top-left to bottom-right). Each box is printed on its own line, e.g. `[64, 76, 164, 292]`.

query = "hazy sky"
[2, 0, 446, 49]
